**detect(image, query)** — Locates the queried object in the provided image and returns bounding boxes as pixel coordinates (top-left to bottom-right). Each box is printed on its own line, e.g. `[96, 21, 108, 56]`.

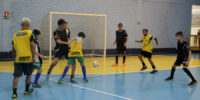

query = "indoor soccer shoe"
[70, 79, 77, 83]
[150, 70, 158, 74]
[58, 79, 64, 84]
[112, 63, 118, 66]
[165, 77, 173, 81]
[83, 78, 88, 83]
[141, 66, 147, 71]
[12, 94, 17, 99]
[24, 88, 34, 95]
[188, 80, 197, 86]
[32, 84, 42, 88]
[123, 63, 127, 66]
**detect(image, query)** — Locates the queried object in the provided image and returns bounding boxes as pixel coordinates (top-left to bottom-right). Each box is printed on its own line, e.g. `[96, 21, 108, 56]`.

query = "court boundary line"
[49, 78, 133, 100]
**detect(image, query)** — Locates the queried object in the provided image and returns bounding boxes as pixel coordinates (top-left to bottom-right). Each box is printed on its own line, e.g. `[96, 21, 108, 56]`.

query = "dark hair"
[176, 31, 183, 37]
[78, 32, 86, 38]
[142, 29, 148, 32]
[118, 23, 123, 27]
[58, 19, 67, 25]
[33, 29, 41, 36]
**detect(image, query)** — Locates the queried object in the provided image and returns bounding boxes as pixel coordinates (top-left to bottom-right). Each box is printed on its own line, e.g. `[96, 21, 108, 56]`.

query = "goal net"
[40, 12, 107, 59]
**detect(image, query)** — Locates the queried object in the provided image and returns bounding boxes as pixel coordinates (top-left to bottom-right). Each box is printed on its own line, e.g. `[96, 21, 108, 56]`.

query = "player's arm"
[30, 35, 36, 63]
[67, 37, 76, 45]
[135, 40, 143, 43]
[124, 31, 128, 46]
[12, 41, 16, 60]
[113, 40, 116, 45]
[35, 51, 43, 58]
[54, 33, 70, 45]
[154, 37, 159, 45]
[184, 44, 192, 65]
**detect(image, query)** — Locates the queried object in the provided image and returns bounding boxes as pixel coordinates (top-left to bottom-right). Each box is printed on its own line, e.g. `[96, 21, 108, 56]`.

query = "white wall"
[0, 0, 200, 52]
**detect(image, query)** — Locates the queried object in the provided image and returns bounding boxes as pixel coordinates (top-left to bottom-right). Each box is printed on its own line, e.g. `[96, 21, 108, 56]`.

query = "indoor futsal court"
[1, 0, 200, 100]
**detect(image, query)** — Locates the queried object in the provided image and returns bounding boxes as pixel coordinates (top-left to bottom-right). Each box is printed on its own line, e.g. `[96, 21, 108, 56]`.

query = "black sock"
[48, 64, 55, 75]
[13, 88, 17, 95]
[170, 67, 176, 78]
[142, 62, 146, 67]
[123, 56, 126, 63]
[183, 68, 196, 81]
[70, 74, 75, 80]
[115, 56, 118, 64]
[25, 84, 30, 92]
[152, 65, 156, 70]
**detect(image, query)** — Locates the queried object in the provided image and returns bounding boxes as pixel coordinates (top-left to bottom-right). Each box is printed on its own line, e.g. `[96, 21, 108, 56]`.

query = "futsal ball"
[93, 60, 99, 67]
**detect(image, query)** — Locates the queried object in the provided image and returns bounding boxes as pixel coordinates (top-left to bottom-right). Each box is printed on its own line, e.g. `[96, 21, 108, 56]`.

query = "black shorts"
[55, 49, 69, 59]
[174, 58, 188, 66]
[140, 51, 152, 58]
[116, 46, 126, 54]
[13, 63, 33, 77]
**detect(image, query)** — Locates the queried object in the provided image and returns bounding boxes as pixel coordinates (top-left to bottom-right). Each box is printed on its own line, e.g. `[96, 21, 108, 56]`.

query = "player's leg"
[70, 62, 77, 83]
[165, 64, 177, 81]
[182, 63, 197, 86]
[47, 58, 59, 76]
[138, 51, 147, 70]
[12, 63, 23, 98]
[24, 63, 34, 95]
[33, 63, 42, 88]
[113, 49, 119, 66]
[122, 47, 127, 66]
[148, 58, 158, 74]
[58, 58, 74, 83]
[78, 57, 88, 82]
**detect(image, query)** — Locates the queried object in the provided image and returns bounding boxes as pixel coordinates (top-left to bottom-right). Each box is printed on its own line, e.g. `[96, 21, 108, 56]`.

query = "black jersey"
[177, 41, 189, 59]
[53, 29, 70, 50]
[115, 30, 128, 46]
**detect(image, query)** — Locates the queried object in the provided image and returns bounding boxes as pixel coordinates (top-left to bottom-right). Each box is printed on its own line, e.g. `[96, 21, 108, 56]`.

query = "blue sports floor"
[0, 54, 200, 100]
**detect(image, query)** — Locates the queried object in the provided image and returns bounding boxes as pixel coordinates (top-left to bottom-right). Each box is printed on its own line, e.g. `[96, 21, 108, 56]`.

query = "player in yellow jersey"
[58, 32, 88, 83]
[12, 17, 35, 99]
[135, 29, 159, 74]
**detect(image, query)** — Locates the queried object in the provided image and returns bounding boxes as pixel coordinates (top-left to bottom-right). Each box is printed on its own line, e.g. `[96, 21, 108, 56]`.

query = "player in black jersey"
[47, 19, 76, 83]
[165, 32, 197, 86]
[113, 23, 128, 66]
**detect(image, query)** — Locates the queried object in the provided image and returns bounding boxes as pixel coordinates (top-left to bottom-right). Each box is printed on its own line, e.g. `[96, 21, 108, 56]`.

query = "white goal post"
[43, 12, 107, 59]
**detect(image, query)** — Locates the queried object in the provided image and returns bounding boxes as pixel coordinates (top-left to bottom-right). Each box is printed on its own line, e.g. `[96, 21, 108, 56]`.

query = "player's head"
[64, 22, 69, 29]
[176, 31, 184, 40]
[58, 19, 66, 30]
[78, 32, 86, 39]
[33, 29, 41, 39]
[118, 23, 123, 30]
[21, 17, 31, 29]
[142, 29, 148, 36]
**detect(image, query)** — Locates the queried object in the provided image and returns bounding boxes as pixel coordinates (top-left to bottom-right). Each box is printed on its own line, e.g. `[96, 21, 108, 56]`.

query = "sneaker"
[70, 79, 77, 83]
[165, 77, 173, 81]
[122, 63, 127, 66]
[150, 70, 158, 74]
[24, 88, 34, 95]
[141, 66, 147, 71]
[12, 94, 17, 99]
[83, 78, 88, 83]
[32, 84, 42, 88]
[188, 80, 197, 86]
[58, 79, 64, 84]
[112, 63, 118, 66]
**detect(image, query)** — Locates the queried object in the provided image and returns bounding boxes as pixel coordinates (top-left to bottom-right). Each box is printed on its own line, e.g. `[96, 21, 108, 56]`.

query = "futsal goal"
[40, 12, 107, 59]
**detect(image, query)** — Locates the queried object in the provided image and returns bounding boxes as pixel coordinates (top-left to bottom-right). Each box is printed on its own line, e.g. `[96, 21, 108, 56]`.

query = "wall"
[0, 0, 200, 52]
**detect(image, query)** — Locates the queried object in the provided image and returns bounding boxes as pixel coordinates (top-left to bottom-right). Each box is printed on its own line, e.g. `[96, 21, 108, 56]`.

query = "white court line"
[50, 78, 133, 100]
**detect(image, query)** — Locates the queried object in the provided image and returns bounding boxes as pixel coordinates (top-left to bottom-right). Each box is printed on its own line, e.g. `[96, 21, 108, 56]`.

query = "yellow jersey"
[142, 34, 154, 53]
[68, 37, 83, 57]
[13, 30, 33, 63]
